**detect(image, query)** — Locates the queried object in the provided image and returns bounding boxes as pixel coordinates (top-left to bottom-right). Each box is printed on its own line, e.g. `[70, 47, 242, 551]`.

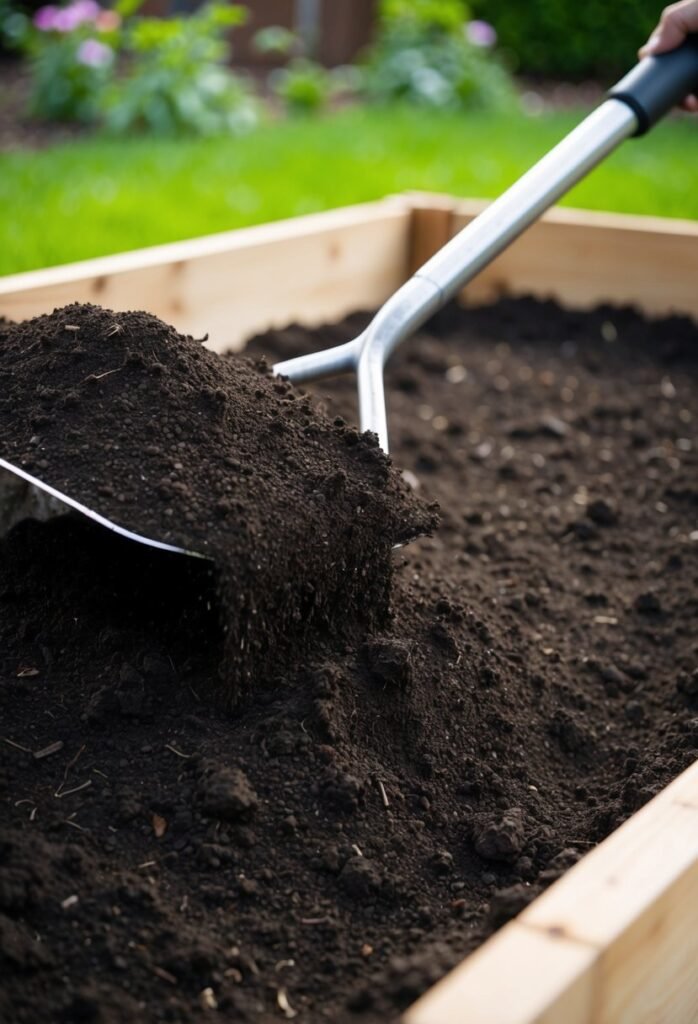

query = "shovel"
[2, 39, 697, 552]
[273, 38, 698, 452]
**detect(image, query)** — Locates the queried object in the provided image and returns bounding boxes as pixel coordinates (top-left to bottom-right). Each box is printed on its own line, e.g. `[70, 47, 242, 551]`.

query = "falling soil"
[0, 304, 434, 703]
[1, 297, 697, 1024]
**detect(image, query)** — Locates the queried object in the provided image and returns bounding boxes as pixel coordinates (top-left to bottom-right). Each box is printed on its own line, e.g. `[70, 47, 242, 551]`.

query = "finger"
[639, 2, 698, 56]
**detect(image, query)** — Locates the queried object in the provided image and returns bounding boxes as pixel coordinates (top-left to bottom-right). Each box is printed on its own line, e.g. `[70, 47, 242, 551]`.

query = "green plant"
[253, 23, 350, 117]
[469, 0, 659, 79]
[252, 24, 297, 58]
[23, 0, 120, 123]
[381, 0, 471, 35]
[269, 57, 338, 115]
[0, 0, 29, 53]
[363, 0, 515, 111]
[104, 2, 257, 136]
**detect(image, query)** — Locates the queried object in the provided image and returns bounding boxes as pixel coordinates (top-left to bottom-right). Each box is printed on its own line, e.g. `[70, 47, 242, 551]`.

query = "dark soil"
[1, 297, 697, 1024]
[0, 304, 434, 701]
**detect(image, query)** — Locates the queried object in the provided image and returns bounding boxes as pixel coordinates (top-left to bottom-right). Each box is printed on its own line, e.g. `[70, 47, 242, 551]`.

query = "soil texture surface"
[1, 297, 697, 1024]
[0, 304, 433, 701]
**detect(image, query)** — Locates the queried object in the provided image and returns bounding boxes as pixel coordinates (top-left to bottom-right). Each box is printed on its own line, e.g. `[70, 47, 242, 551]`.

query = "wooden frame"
[3, 193, 698, 348]
[2, 194, 698, 1023]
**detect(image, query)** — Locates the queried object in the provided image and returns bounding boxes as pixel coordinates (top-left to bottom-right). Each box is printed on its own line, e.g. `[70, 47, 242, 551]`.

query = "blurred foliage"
[469, 0, 658, 79]
[252, 23, 297, 57]
[269, 57, 336, 114]
[17, 0, 258, 134]
[104, 1, 258, 135]
[363, 0, 515, 111]
[1, 0, 29, 52]
[380, 0, 472, 34]
[253, 23, 355, 116]
[23, 1, 120, 123]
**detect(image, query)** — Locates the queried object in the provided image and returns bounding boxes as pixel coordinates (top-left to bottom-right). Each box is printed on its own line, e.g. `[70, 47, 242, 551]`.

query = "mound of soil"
[1, 297, 697, 1024]
[0, 304, 434, 702]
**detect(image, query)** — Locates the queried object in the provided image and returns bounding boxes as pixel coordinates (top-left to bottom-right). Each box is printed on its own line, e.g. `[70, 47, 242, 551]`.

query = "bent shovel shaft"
[276, 39, 698, 452]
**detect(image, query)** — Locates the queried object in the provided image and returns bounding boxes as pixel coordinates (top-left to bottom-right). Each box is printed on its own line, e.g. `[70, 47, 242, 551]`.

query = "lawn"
[1, 104, 696, 276]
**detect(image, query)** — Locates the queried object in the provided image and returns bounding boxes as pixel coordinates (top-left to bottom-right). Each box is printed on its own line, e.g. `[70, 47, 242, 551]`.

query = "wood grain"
[406, 761, 698, 1024]
[0, 199, 413, 352]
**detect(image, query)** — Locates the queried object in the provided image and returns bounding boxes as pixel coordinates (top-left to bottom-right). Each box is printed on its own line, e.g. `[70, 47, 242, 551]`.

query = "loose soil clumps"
[0, 298, 697, 1023]
[0, 304, 435, 701]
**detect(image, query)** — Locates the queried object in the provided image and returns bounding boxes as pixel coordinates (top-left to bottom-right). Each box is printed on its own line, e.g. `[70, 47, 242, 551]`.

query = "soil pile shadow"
[0, 298, 697, 1023]
[0, 305, 435, 702]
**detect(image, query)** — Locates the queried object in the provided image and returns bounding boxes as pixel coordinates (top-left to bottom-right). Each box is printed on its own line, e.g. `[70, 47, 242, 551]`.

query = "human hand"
[639, 0, 698, 109]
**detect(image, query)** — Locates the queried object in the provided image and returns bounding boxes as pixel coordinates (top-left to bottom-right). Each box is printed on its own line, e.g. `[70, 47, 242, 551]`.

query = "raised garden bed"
[1, 195, 697, 1023]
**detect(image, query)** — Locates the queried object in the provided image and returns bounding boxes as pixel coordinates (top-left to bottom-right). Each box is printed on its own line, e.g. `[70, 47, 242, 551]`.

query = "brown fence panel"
[140, 0, 378, 67]
[319, 0, 377, 66]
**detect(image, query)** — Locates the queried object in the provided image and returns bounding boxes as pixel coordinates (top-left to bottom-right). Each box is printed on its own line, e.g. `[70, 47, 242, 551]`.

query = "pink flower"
[50, 0, 101, 33]
[33, 5, 59, 31]
[76, 37, 113, 66]
[466, 19, 497, 48]
[96, 9, 121, 32]
[71, 0, 101, 22]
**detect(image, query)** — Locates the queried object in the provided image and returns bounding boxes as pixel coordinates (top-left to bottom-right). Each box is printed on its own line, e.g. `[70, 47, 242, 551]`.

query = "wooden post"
[406, 192, 457, 276]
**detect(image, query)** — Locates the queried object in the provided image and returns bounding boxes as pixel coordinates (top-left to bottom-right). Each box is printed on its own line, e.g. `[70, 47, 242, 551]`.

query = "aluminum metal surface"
[0, 457, 205, 557]
[273, 100, 639, 452]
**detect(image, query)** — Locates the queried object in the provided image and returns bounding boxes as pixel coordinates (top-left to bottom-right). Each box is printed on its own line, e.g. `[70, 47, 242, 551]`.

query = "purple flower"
[466, 19, 497, 48]
[71, 0, 102, 23]
[33, 5, 59, 31]
[49, 0, 102, 33]
[76, 37, 113, 66]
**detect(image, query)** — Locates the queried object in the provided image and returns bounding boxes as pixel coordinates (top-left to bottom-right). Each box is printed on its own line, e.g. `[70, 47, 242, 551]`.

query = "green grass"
[1, 105, 696, 276]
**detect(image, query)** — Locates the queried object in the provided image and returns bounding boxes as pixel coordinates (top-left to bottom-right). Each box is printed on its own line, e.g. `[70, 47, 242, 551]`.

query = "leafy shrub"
[363, 0, 515, 111]
[20, 0, 256, 134]
[253, 23, 352, 116]
[269, 57, 336, 114]
[23, 1, 120, 123]
[1, 0, 30, 53]
[252, 24, 297, 58]
[104, 2, 257, 136]
[469, 0, 659, 80]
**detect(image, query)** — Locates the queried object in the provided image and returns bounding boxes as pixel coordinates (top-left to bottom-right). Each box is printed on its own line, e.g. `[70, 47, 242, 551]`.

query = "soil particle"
[677, 670, 698, 700]
[488, 882, 540, 927]
[586, 497, 618, 526]
[339, 856, 383, 898]
[0, 296, 697, 1022]
[634, 591, 663, 615]
[473, 807, 527, 863]
[363, 636, 414, 687]
[197, 763, 258, 822]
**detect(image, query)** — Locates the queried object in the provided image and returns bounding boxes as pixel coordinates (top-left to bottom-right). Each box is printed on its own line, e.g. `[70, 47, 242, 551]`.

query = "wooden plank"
[0, 199, 413, 353]
[407, 193, 456, 275]
[405, 922, 597, 1024]
[522, 762, 698, 1024]
[3, 195, 696, 359]
[405, 760, 698, 1024]
[427, 195, 698, 319]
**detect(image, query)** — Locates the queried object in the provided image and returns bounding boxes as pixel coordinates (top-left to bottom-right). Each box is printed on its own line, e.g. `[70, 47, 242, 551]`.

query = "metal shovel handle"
[274, 39, 698, 452]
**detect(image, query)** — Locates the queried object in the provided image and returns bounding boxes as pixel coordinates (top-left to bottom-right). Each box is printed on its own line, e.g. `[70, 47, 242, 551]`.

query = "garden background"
[1, 0, 696, 277]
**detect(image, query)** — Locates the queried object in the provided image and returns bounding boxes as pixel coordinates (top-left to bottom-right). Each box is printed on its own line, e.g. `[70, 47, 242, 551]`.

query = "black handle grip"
[608, 35, 698, 135]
